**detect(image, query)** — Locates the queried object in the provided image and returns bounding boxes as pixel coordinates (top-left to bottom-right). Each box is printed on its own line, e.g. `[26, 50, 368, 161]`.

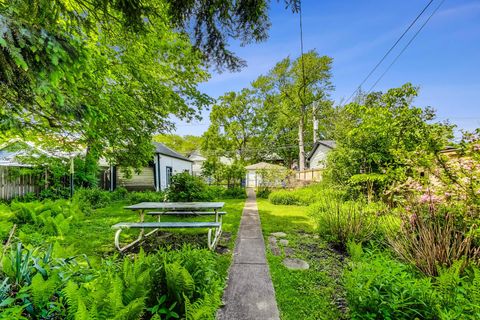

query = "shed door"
[247, 171, 256, 187]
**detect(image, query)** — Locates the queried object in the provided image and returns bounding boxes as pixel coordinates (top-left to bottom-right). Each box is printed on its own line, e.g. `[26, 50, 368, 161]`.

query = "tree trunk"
[298, 115, 305, 171]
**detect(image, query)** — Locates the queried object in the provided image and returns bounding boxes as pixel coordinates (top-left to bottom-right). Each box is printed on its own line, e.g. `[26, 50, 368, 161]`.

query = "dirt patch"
[294, 233, 349, 316]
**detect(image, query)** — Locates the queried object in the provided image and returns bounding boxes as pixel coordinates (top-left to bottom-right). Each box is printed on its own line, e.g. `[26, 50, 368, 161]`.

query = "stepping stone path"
[283, 258, 310, 270]
[271, 232, 287, 238]
[217, 189, 280, 320]
[268, 232, 309, 270]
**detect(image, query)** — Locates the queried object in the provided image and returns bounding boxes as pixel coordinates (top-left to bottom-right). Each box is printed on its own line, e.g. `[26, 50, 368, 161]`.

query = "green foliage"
[344, 248, 480, 320]
[255, 187, 271, 199]
[9, 200, 82, 237]
[268, 183, 345, 206]
[344, 249, 436, 319]
[308, 197, 379, 250]
[325, 83, 454, 200]
[202, 89, 263, 161]
[201, 159, 245, 188]
[253, 50, 334, 169]
[167, 173, 213, 202]
[388, 203, 479, 276]
[73, 188, 111, 209]
[127, 191, 166, 204]
[222, 187, 247, 199]
[153, 135, 203, 157]
[0, 243, 224, 319]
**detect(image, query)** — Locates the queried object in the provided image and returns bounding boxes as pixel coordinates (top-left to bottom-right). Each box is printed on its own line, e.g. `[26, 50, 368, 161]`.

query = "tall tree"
[326, 83, 454, 199]
[202, 89, 262, 161]
[1, 1, 210, 169]
[254, 50, 334, 170]
[153, 134, 203, 155]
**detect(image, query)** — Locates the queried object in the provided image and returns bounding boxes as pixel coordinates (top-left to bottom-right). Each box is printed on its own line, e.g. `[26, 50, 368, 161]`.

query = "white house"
[188, 150, 233, 177]
[112, 142, 192, 191]
[245, 162, 288, 188]
[306, 140, 336, 169]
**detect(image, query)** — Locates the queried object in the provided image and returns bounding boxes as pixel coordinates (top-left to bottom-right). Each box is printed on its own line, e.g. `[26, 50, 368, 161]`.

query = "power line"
[344, 0, 435, 104]
[368, 0, 446, 93]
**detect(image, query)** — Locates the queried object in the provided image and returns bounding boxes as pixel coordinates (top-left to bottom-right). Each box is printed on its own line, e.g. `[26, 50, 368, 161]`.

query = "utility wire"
[368, 0, 446, 92]
[344, 0, 435, 104]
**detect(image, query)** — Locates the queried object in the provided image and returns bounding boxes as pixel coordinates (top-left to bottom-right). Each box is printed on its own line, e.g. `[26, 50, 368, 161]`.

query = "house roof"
[188, 150, 207, 161]
[245, 162, 286, 170]
[306, 140, 336, 161]
[153, 142, 192, 162]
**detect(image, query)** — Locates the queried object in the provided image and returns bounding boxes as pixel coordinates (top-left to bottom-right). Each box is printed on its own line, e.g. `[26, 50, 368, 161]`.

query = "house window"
[166, 166, 173, 186]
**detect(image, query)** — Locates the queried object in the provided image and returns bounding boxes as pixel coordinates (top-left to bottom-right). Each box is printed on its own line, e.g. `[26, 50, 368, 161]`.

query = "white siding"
[309, 145, 332, 169]
[117, 167, 155, 190]
[159, 155, 192, 190]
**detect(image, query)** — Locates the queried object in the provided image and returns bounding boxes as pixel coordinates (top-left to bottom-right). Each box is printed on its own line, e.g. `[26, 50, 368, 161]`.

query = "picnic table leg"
[208, 209, 223, 250]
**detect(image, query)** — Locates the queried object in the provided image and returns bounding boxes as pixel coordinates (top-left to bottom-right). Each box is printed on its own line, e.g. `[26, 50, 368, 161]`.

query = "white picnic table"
[112, 202, 225, 252]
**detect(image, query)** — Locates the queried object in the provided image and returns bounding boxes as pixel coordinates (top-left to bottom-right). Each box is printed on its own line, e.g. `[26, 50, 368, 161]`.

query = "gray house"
[111, 142, 193, 191]
[306, 140, 336, 169]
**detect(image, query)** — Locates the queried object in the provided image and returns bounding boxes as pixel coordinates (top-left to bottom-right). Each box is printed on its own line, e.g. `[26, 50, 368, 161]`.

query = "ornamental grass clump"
[388, 202, 480, 277]
[309, 196, 377, 250]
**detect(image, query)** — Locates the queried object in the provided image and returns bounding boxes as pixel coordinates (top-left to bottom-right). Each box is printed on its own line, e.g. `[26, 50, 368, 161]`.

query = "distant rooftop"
[153, 142, 192, 162]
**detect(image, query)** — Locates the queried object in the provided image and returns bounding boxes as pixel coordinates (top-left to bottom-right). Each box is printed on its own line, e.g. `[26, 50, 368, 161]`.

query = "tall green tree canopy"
[202, 88, 262, 161]
[254, 50, 334, 170]
[1, 0, 210, 169]
[153, 134, 203, 156]
[0, 0, 302, 168]
[326, 83, 454, 199]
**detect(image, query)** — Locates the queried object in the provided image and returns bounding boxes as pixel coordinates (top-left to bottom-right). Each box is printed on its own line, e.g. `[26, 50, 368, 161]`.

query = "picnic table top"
[124, 202, 225, 210]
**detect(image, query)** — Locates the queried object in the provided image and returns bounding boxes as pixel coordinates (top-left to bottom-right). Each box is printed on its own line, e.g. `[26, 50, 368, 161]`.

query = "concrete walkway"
[217, 189, 280, 320]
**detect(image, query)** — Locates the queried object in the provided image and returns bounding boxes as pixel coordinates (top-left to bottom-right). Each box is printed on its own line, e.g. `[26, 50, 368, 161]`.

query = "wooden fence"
[294, 168, 324, 182]
[0, 166, 41, 200]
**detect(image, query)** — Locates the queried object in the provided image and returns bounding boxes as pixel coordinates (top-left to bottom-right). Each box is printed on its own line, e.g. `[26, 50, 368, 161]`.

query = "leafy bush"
[9, 200, 82, 237]
[166, 173, 213, 202]
[128, 190, 166, 204]
[344, 247, 480, 320]
[110, 186, 129, 201]
[344, 248, 436, 319]
[309, 197, 378, 250]
[74, 188, 112, 209]
[0, 244, 224, 319]
[256, 187, 271, 199]
[221, 187, 247, 199]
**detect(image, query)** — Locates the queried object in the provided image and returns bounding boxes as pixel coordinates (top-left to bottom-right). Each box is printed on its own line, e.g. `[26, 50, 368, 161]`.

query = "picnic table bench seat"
[146, 211, 227, 216]
[112, 202, 225, 253]
[112, 221, 221, 229]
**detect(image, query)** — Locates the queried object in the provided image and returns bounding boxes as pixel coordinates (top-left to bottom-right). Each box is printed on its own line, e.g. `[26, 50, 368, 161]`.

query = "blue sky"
[175, 0, 480, 137]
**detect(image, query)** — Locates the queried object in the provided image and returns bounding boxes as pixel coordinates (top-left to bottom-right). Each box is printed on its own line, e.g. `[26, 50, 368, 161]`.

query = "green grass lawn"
[257, 198, 348, 320]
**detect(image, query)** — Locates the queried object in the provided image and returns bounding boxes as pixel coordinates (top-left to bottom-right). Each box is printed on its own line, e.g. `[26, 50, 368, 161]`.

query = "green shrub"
[0, 244, 223, 320]
[128, 190, 166, 204]
[344, 249, 436, 319]
[344, 248, 480, 320]
[73, 188, 112, 209]
[222, 187, 247, 199]
[110, 186, 128, 201]
[309, 197, 377, 250]
[167, 173, 213, 202]
[268, 190, 299, 205]
[256, 187, 271, 199]
[9, 200, 82, 237]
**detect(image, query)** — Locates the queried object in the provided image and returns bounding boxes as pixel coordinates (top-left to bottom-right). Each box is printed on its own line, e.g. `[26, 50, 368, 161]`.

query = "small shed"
[245, 162, 288, 188]
[307, 140, 336, 169]
[113, 142, 193, 191]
